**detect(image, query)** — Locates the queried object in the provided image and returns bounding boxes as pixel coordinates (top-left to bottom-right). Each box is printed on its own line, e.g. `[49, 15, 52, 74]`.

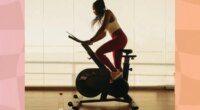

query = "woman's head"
[93, 0, 106, 16]
[92, 0, 106, 27]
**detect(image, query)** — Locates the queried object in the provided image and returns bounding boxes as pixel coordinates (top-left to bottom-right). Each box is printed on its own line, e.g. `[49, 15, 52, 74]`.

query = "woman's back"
[102, 10, 121, 34]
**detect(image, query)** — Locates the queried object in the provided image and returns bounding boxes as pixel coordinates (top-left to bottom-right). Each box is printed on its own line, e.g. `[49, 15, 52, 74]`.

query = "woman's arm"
[90, 31, 106, 42]
[90, 10, 112, 43]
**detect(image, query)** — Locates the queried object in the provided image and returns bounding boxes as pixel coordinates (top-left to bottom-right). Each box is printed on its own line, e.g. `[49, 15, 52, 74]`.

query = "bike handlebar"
[67, 32, 85, 43]
[68, 35, 83, 43]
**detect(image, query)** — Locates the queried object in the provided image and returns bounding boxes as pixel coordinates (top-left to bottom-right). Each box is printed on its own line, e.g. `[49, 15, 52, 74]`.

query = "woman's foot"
[111, 70, 122, 80]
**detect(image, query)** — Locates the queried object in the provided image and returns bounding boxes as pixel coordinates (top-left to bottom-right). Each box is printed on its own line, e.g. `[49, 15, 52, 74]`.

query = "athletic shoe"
[111, 70, 122, 80]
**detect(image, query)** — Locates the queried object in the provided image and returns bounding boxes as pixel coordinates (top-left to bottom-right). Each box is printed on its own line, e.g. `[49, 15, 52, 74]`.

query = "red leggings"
[96, 29, 127, 72]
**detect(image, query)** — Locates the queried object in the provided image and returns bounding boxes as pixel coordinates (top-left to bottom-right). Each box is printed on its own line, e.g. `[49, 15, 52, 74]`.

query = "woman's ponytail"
[91, 0, 106, 27]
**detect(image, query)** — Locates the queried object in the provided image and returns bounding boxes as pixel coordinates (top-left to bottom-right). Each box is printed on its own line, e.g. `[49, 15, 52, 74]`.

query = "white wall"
[25, 0, 175, 87]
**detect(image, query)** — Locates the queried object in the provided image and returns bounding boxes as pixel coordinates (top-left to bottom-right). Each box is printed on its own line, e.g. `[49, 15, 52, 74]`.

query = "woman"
[85, 0, 128, 82]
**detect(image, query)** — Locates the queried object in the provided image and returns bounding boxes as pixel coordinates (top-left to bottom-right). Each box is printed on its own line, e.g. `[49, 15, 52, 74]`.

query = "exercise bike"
[67, 33, 139, 110]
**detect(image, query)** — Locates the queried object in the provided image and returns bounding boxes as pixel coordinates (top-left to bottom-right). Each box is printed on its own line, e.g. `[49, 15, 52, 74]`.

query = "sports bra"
[101, 13, 121, 34]
[106, 19, 121, 34]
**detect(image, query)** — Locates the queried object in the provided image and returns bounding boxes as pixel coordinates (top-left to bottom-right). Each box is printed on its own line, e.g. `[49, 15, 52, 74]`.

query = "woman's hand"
[83, 40, 93, 45]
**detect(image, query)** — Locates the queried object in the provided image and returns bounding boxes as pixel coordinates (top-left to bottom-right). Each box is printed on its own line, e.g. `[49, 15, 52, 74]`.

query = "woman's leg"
[96, 36, 127, 72]
[113, 30, 127, 72]
[96, 40, 119, 72]
[113, 49, 123, 72]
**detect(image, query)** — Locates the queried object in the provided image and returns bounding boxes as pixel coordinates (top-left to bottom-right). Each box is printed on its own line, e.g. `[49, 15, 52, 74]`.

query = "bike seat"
[120, 49, 133, 54]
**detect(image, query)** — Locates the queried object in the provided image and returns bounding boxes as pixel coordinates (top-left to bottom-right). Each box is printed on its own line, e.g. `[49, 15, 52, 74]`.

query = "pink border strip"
[0, 0, 24, 110]
[176, 0, 200, 110]
[1, 0, 200, 109]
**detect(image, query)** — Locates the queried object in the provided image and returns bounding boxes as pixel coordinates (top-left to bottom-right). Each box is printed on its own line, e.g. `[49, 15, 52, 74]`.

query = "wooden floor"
[25, 90, 174, 110]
